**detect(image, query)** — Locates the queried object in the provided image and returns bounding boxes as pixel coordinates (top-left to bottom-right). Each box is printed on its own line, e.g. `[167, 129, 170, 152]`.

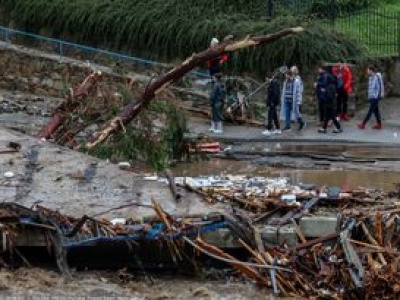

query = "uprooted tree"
[37, 70, 103, 141]
[84, 27, 304, 149]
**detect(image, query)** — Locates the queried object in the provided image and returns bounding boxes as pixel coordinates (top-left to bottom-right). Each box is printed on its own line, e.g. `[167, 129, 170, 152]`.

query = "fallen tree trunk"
[86, 27, 303, 149]
[37, 71, 102, 139]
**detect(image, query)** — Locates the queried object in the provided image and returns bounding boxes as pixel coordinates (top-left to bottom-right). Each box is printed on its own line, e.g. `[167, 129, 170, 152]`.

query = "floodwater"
[247, 143, 400, 160]
[173, 144, 400, 191]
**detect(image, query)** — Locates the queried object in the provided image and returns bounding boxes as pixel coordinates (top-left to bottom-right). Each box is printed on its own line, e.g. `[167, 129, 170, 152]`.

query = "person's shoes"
[214, 122, 223, 134]
[282, 127, 291, 132]
[298, 121, 306, 131]
[342, 113, 350, 121]
[273, 129, 282, 134]
[209, 121, 216, 132]
[357, 122, 366, 129]
[262, 130, 272, 136]
[333, 128, 343, 133]
[372, 123, 382, 130]
[318, 128, 327, 133]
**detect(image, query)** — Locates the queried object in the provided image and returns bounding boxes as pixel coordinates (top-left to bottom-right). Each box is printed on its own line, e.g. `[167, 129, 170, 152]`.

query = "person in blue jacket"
[358, 66, 384, 130]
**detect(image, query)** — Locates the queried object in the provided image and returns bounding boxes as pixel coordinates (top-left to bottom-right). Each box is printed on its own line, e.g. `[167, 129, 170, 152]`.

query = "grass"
[336, 1, 400, 56]
[0, 0, 364, 76]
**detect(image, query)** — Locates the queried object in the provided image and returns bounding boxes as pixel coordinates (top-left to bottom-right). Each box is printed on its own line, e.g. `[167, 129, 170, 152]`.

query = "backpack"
[336, 73, 344, 89]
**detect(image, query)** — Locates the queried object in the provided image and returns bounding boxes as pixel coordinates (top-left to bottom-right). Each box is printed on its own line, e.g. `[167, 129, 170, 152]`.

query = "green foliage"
[0, 0, 365, 75]
[88, 99, 188, 171]
[308, 0, 374, 16]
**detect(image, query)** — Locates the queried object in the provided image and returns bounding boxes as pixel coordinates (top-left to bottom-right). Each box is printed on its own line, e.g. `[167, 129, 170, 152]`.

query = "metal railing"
[0, 25, 208, 78]
[335, 9, 400, 57]
[267, 0, 400, 57]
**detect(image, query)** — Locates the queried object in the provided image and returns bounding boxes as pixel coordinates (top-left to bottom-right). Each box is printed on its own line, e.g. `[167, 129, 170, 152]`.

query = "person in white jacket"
[291, 66, 306, 129]
[281, 67, 306, 131]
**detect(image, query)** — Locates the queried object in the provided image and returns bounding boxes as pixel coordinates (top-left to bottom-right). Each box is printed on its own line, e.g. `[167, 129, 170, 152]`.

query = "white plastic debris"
[281, 194, 296, 204]
[4, 171, 14, 178]
[319, 192, 328, 198]
[118, 161, 131, 169]
[110, 218, 126, 225]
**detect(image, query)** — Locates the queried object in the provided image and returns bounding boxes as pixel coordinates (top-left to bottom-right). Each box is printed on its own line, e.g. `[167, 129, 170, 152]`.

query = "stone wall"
[0, 46, 129, 98]
[0, 43, 398, 119]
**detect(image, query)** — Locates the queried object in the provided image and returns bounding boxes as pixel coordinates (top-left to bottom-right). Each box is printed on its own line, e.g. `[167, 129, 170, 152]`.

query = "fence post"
[59, 42, 63, 57]
[330, 0, 337, 25]
[398, 12, 400, 58]
[267, 0, 273, 19]
[5, 27, 9, 45]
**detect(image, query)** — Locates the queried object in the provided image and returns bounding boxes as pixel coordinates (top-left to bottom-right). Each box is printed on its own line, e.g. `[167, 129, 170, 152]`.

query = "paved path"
[188, 98, 400, 145]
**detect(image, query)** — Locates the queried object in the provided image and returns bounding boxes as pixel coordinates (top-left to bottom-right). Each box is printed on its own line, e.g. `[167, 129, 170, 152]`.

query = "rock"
[53, 81, 64, 91]
[118, 162, 131, 169]
[42, 78, 54, 87]
[70, 170, 85, 180]
[50, 72, 62, 80]
[31, 77, 41, 85]
[192, 286, 211, 297]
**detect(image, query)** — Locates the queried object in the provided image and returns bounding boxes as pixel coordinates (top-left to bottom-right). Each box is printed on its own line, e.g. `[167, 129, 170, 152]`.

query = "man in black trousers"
[262, 75, 281, 136]
[316, 64, 343, 134]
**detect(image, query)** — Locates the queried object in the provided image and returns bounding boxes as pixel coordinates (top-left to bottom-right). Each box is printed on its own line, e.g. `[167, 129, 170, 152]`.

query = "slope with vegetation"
[0, 0, 364, 76]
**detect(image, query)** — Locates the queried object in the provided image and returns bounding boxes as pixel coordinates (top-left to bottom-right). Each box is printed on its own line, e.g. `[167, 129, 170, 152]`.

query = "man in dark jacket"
[316, 65, 342, 133]
[209, 73, 226, 134]
[208, 37, 229, 77]
[315, 64, 327, 126]
[262, 76, 281, 136]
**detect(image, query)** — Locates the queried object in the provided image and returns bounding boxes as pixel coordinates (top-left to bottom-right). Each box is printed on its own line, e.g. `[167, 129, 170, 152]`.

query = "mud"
[0, 268, 279, 299]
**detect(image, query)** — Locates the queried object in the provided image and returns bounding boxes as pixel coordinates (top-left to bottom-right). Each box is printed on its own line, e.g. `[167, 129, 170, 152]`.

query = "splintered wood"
[0, 179, 399, 298]
[176, 176, 400, 298]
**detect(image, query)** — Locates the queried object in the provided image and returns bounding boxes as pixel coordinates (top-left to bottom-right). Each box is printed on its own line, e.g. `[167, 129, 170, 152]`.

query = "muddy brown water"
[173, 144, 400, 191]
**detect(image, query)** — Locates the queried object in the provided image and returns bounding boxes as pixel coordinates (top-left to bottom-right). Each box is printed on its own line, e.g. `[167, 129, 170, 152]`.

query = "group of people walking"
[207, 37, 385, 136]
[261, 62, 385, 136]
[262, 65, 305, 136]
[263, 61, 353, 136]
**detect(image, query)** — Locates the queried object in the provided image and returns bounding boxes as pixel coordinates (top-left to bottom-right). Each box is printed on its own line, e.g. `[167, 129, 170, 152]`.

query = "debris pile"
[176, 176, 400, 298]
[0, 176, 399, 298]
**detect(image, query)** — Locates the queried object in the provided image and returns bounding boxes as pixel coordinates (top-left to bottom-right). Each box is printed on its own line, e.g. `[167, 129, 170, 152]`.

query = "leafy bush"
[88, 99, 188, 171]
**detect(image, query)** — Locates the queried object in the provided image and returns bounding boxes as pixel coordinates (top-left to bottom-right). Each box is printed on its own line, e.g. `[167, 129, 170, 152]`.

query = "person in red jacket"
[207, 38, 229, 76]
[332, 59, 353, 121]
